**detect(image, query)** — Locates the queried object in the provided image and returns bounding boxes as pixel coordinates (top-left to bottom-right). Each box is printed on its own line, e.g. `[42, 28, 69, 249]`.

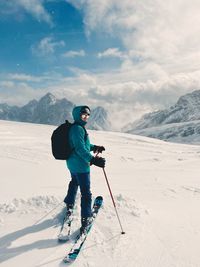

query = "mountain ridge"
[125, 89, 200, 144]
[0, 93, 111, 131]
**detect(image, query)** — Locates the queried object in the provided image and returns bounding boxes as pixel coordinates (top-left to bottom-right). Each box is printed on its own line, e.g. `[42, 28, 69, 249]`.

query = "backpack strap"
[70, 121, 88, 142]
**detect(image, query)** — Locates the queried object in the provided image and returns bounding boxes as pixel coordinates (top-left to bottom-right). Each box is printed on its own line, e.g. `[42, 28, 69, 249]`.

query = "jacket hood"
[72, 105, 90, 126]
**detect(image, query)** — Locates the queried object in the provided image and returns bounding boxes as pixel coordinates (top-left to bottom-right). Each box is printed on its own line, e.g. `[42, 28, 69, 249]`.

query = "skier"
[63, 105, 106, 234]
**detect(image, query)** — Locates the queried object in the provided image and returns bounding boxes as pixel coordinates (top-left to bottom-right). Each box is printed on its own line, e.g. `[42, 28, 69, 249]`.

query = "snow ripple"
[0, 195, 61, 214]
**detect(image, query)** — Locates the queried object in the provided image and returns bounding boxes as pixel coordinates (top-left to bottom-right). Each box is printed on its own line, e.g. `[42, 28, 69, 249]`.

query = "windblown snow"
[0, 120, 200, 267]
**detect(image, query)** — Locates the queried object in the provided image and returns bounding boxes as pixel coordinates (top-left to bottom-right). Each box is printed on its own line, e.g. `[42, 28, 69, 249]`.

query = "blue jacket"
[66, 106, 94, 173]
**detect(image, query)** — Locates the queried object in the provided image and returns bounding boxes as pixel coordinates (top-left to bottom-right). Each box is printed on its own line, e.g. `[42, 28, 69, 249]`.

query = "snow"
[126, 90, 200, 144]
[132, 120, 200, 145]
[0, 119, 200, 267]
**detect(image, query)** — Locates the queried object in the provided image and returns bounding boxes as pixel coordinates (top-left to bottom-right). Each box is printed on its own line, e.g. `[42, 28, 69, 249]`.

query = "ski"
[63, 196, 103, 263]
[58, 207, 73, 242]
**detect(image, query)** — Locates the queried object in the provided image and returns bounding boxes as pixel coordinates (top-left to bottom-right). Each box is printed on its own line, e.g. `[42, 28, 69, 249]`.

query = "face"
[80, 112, 90, 122]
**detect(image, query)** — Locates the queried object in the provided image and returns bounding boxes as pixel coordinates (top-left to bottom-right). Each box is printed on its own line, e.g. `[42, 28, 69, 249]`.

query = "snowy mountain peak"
[176, 89, 200, 109]
[125, 89, 200, 144]
[26, 99, 38, 106]
[39, 93, 57, 106]
[128, 90, 200, 131]
[87, 106, 111, 130]
[91, 106, 107, 119]
[0, 94, 111, 130]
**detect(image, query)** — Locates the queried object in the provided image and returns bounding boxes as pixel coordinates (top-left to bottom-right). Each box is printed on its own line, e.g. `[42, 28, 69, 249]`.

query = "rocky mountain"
[0, 93, 74, 125]
[0, 103, 21, 121]
[87, 106, 111, 131]
[125, 90, 200, 144]
[131, 120, 200, 144]
[0, 93, 111, 130]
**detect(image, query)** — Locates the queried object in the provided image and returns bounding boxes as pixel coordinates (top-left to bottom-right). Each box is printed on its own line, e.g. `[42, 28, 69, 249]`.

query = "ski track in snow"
[0, 194, 144, 267]
[1, 120, 200, 267]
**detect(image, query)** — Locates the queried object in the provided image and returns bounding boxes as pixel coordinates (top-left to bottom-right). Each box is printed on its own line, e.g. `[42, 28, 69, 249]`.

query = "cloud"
[67, 0, 200, 75]
[97, 48, 126, 59]
[63, 49, 86, 58]
[7, 73, 42, 82]
[0, 0, 53, 26]
[52, 68, 200, 114]
[0, 81, 44, 106]
[3, 68, 200, 109]
[1, 68, 200, 128]
[49, 68, 200, 128]
[62, 0, 200, 128]
[31, 37, 65, 56]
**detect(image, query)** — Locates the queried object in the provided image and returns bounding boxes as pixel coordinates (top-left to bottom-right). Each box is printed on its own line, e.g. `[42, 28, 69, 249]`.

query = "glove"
[90, 156, 106, 168]
[93, 145, 105, 154]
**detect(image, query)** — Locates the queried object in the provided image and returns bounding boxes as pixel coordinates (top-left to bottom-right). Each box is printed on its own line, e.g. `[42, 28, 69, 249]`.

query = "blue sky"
[0, 0, 200, 128]
[0, 1, 122, 76]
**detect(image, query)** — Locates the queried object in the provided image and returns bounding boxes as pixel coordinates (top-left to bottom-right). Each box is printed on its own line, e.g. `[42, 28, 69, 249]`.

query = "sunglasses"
[81, 112, 90, 117]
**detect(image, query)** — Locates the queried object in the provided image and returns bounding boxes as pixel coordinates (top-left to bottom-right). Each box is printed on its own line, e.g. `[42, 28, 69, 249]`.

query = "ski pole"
[94, 151, 125, 234]
[34, 201, 63, 225]
[102, 168, 125, 235]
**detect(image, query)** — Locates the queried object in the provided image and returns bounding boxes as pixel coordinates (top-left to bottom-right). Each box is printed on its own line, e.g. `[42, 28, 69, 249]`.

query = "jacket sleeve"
[90, 144, 95, 151]
[71, 125, 93, 163]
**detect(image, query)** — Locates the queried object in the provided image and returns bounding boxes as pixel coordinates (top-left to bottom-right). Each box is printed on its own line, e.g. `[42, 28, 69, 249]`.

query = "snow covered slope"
[0, 120, 200, 267]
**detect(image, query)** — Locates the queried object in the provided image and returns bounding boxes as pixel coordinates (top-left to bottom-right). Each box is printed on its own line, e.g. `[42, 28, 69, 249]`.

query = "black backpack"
[51, 120, 87, 160]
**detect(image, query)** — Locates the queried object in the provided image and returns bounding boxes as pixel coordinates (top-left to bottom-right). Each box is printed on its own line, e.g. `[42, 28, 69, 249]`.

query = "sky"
[0, 0, 200, 128]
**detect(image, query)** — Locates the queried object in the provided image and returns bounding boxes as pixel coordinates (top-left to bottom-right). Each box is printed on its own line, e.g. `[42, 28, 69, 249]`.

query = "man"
[64, 105, 106, 234]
